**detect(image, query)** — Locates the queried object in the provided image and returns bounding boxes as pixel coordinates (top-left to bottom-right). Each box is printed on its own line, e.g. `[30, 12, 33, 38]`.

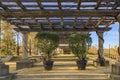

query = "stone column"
[22, 31, 28, 59]
[16, 31, 33, 70]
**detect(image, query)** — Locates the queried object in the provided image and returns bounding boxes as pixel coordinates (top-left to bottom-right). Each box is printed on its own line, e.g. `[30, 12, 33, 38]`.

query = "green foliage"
[35, 32, 59, 60]
[69, 33, 92, 60]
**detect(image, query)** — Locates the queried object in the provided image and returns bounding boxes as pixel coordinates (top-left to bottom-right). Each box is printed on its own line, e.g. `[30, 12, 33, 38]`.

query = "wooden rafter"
[57, 0, 62, 10]
[105, 20, 116, 28]
[73, 17, 77, 28]
[0, 2, 8, 10]
[46, 17, 53, 29]
[61, 17, 64, 28]
[18, 17, 32, 29]
[93, 17, 106, 28]
[13, 0, 26, 11]
[95, 0, 102, 9]
[13, 27, 112, 32]
[32, 18, 42, 29]
[84, 17, 92, 28]
[36, 0, 44, 10]
[77, 0, 81, 10]
[1, 10, 119, 17]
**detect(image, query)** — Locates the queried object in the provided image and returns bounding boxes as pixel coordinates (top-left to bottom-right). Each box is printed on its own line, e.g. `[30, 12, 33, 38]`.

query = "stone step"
[14, 77, 109, 80]
[34, 60, 94, 67]
[14, 73, 109, 80]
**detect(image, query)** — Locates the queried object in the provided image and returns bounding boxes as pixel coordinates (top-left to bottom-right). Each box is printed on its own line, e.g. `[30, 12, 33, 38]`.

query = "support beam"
[0, 2, 8, 10]
[84, 17, 92, 28]
[1, 10, 119, 17]
[57, 0, 62, 10]
[13, 27, 111, 32]
[95, 0, 102, 9]
[77, 0, 81, 10]
[73, 16, 78, 28]
[13, 0, 26, 11]
[36, 0, 44, 10]
[105, 20, 116, 28]
[22, 31, 28, 59]
[93, 17, 106, 28]
[96, 31, 105, 66]
[46, 17, 53, 29]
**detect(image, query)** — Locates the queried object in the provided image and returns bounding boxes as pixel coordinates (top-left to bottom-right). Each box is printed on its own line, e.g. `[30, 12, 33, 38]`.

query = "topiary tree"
[69, 33, 92, 70]
[69, 33, 92, 60]
[35, 31, 59, 60]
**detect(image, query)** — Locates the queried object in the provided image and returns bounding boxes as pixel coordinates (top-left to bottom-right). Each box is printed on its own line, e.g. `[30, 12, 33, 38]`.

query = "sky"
[90, 22, 119, 49]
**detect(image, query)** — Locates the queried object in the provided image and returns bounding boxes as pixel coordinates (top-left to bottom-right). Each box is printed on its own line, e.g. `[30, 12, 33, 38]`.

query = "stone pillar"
[93, 31, 109, 66]
[111, 14, 120, 80]
[22, 31, 28, 59]
[16, 31, 33, 70]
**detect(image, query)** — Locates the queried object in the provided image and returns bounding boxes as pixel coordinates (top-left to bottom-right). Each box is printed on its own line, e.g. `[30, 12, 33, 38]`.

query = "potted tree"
[35, 32, 59, 70]
[69, 33, 92, 70]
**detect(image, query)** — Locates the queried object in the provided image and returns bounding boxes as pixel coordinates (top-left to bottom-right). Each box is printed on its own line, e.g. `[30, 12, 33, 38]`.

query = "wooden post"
[96, 31, 105, 66]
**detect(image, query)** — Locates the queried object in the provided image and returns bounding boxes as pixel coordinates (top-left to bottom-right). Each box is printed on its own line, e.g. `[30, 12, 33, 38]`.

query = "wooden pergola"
[0, 0, 120, 66]
[0, 0, 119, 32]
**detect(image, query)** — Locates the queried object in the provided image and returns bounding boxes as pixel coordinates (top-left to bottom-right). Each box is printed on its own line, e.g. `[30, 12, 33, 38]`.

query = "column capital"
[117, 14, 120, 22]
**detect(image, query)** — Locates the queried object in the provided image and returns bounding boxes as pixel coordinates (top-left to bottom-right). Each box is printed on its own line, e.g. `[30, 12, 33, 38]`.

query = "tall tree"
[1, 20, 16, 55]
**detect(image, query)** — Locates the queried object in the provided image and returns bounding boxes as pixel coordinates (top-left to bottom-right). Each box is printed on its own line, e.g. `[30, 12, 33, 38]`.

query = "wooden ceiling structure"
[0, 0, 120, 32]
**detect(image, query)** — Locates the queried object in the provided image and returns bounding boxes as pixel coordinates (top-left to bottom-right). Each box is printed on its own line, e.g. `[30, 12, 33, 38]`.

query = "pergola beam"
[93, 17, 106, 28]
[13, 27, 112, 32]
[1, 10, 119, 17]
[36, 0, 44, 10]
[77, 0, 81, 10]
[84, 17, 92, 28]
[46, 17, 53, 29]
[13, 0, 26, 11]
[94, 0, 102, 9]
[57, 0, 62, 10]
[0, 2, 8, 10]
[73, 17, 78, 27]
[105, 19, 116, 28]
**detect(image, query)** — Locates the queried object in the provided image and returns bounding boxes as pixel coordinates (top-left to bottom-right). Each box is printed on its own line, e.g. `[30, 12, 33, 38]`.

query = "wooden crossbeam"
[46, 17, 53, 29]
[18, 17, 32, 29]
[61, 17, 64, 28]
[10, 0, 112, 2]
[93, 17, 106, 28]
[1, 10, 119, 17]
[84, 17, 92, 28]
[36, 0, 44, 10]
[57, 0, 62, 10]
[77, 0, 81, 10]
[13, 27, 112, 32]
[32, 18, 42, 30]
[13, 0, 26, 11]
[73, 17, 78, 28]
[105, 19, 116, 28]
[0, 2, 8, 10]
[95, 0, 102, 9]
